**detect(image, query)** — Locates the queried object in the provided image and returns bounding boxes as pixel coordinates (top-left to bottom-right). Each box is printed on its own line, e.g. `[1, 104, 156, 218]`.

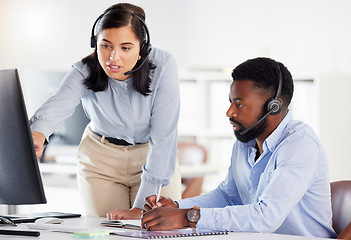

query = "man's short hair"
[232, 57, 294, 107]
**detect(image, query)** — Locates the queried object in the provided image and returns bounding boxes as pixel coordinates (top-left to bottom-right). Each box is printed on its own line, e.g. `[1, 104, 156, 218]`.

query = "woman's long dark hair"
[82, 3, 154, 96]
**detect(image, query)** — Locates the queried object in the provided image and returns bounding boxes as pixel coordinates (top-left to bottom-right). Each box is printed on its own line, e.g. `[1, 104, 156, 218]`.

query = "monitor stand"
[7, 205, 17, 215]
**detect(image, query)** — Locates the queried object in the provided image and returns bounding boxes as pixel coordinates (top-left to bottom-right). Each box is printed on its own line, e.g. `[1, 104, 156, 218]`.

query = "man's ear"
[278, 98, 287, 113]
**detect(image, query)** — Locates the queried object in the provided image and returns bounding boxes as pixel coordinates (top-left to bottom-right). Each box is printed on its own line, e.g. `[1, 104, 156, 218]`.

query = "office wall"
[1, 0, 351, 181]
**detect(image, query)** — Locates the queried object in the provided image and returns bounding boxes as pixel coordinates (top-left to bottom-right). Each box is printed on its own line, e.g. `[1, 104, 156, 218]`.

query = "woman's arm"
[133, 52, 180, 209]
[29, 63, 87, 144]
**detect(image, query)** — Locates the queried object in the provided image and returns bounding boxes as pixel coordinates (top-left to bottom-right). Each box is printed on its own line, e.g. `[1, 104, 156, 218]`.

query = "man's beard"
[230, 111, 268, 143]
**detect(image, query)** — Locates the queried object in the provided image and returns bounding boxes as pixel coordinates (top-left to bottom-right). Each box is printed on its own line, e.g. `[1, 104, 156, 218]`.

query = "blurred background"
[1, 0, 350, 214]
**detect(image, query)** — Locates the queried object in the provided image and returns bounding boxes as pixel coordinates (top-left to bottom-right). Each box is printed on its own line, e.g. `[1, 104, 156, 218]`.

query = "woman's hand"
[32, 131, 46, 158]
[107, 207, 143, 220]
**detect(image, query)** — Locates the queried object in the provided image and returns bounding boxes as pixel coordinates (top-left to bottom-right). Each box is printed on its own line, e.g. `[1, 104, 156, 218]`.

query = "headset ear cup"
[265, 98, 282, 115]
[90, 36, 97, 48]
[140, 41, 151, 57]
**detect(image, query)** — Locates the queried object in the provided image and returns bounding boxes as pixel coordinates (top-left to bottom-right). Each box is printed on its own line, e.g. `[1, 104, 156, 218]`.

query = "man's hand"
[107, 207, 142, 220]
[141, 207, 189, 231]
[144, 195, 178, 211]
[32, 131, 46, 158]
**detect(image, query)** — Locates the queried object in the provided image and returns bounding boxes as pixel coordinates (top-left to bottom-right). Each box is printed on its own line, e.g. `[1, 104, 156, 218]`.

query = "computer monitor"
[0, 69, 47, 205]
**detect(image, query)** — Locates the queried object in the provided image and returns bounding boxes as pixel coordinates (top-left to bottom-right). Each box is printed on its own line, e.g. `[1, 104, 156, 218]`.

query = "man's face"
[226, 80, 270, 143]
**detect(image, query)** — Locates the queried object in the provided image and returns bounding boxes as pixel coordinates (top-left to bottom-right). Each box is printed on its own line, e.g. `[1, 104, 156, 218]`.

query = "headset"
[90, 8, 152, 75]
[240, 64, 283, 136]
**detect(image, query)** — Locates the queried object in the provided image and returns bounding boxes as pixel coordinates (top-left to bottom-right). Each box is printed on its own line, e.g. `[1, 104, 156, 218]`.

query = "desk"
[0, 216, 334, 240]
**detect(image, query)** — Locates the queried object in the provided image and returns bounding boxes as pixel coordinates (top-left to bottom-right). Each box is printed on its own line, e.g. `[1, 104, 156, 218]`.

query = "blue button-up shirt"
[178, 112, 336, 238]
[29, 48, 179, 209]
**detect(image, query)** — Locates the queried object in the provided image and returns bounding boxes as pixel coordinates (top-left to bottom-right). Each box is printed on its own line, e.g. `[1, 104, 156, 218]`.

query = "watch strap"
[189, 220, 197, 228]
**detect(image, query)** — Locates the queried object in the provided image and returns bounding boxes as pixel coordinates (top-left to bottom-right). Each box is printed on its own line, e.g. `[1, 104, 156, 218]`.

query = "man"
[141, 57, 337, 238]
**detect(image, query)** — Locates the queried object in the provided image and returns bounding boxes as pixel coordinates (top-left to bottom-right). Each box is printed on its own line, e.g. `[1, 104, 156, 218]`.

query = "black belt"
[105, 137, 132, 146]
[94, 132, 132, 146]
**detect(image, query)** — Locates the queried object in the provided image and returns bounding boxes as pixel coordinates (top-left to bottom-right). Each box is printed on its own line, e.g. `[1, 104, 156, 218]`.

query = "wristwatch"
[186, 206, 200, 228]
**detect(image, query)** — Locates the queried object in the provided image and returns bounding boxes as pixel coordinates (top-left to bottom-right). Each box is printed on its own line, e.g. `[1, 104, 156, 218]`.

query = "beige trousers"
[77, 126, 181, 217]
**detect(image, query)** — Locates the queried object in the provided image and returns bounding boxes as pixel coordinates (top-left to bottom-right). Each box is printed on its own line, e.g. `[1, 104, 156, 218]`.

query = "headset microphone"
[239, 64, 283, 136]
[239, 109, 273, 135]
[124, 54, 150, 75]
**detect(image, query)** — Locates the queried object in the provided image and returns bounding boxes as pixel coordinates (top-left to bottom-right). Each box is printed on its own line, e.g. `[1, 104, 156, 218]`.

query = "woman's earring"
[138, 55, 141, 60]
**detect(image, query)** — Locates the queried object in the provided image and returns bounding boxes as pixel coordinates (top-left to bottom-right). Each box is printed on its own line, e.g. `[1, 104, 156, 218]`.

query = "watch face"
[187, 208, 200, 223]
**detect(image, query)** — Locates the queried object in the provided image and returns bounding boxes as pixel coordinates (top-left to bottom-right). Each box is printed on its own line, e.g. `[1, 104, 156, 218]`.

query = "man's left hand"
[141, 207, 189, 231]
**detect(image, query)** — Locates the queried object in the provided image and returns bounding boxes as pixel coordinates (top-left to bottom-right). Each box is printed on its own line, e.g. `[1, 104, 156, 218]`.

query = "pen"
[0, 229, 40, 237]
[155, 184, 162, 204]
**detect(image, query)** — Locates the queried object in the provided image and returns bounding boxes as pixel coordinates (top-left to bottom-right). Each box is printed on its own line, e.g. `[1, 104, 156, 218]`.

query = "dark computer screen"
[0, 69, 46, 205]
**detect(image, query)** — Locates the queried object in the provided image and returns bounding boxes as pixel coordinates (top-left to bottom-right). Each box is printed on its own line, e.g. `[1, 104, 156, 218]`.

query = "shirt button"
[252, 170, 256, 173]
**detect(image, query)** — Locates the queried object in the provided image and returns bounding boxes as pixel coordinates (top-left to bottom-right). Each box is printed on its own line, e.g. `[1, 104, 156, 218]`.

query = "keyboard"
[26, 223, 110, 234]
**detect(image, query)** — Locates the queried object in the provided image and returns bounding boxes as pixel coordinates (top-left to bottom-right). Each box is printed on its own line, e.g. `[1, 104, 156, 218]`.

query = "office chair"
[331, 180, 351, 239]
[178, 142, 207, 199]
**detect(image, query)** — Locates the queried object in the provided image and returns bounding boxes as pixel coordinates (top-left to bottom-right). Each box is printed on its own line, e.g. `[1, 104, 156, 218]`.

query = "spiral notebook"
[110, 228, 228, 239]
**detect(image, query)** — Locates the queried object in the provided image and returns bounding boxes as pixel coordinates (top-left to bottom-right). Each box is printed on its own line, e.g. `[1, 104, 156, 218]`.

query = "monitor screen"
[0, 69, 46, 205]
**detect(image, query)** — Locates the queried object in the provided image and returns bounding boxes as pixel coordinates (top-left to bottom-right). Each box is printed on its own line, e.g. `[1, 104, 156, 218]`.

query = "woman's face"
[97, 26, 141, 81]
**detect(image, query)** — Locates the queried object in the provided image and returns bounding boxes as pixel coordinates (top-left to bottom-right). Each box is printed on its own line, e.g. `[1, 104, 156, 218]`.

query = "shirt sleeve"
[178, 162, 243, 209]
[29, 64, 87, 140]
[180, 135, 321, 232]
[133, 54, 180, 209]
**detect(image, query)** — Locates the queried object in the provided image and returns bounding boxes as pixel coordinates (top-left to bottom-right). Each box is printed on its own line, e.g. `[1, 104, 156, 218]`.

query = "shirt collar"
[108, 75, 134, 88]
[241, 110, 292, 152]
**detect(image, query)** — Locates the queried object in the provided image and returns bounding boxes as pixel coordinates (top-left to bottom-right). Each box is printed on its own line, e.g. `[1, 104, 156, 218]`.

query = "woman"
[30, 3, 181, 219]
